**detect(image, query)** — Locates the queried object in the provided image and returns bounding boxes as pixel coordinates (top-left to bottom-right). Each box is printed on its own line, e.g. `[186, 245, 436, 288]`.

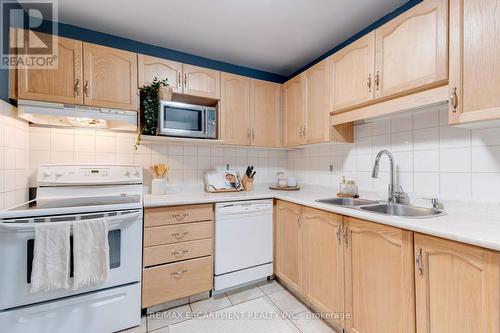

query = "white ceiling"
[56, 0, 406, 76]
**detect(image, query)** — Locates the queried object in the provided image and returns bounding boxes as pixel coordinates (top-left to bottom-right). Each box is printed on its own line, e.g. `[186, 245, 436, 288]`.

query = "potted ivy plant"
[136, 77, 169, 149]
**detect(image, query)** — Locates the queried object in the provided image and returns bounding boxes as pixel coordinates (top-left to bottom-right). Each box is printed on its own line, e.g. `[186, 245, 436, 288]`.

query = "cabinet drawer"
[145, 204, 213, 227]
[144, 238, 212, 267]
[142, 256, 213, 308]
[144, 221, 213, 247]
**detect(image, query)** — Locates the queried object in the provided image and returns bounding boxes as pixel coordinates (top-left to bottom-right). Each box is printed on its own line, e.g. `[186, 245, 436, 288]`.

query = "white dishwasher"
[214, 199, 274, 291]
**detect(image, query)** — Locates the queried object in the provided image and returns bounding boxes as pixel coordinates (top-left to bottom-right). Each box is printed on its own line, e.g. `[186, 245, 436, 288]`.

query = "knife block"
[242, 175, 254, 192]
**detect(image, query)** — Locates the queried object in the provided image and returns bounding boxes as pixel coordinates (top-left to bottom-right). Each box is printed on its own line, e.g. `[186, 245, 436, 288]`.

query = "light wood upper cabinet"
[83, 43, 138, 110]
[182, 64, 220, 99]
[305, 60, 330, 144]
[345, 217, 415, 333]
[18, 33, 83, 104]
[251, 79, 281, 147]
[449, 0, 500, 125]
[220, 73, 251, 146]
[284, 74, 306, 147]
[138, 54, 182, 92]
[303, 208, 345, 331]
[275, 200, 304, 294]
[375, 0, 448, 99]
[414, 234, 500, 333]
[330, 32, 375, 111]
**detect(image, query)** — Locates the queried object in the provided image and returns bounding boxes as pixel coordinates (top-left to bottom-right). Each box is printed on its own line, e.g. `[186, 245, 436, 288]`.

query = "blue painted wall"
[1, 0, 422, 103]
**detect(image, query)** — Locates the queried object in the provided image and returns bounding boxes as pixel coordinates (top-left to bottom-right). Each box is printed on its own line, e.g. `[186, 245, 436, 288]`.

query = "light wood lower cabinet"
[345, 217, 415, 333]
[276, 201, 500, 333]
[414, 234, 500, 333]
[142, 204, 214, 308]
[275, 200, 304, 294]
[142, 257, 213, 308]
[303, 207, 345, 330]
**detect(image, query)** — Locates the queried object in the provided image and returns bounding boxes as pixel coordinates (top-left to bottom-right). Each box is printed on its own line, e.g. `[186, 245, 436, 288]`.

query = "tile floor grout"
[140, 281, 335, 333]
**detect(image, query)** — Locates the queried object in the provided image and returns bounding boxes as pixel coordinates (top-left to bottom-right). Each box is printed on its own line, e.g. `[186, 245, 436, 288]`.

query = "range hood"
[17, 100, 138, 132]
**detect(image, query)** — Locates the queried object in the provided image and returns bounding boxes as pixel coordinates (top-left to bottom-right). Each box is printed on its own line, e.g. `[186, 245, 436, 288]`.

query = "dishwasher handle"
[216, 202, 273, 216]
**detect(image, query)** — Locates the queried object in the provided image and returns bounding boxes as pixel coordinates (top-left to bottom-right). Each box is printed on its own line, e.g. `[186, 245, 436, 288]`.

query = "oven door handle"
[0, 211, 142, 233]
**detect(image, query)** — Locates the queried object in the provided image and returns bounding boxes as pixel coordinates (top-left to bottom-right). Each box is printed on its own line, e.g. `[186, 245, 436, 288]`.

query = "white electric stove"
[0, 164, 144, 333]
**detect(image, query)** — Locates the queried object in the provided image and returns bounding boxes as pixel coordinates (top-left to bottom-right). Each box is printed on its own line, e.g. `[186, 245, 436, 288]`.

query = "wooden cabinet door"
[449, 0, 500, 125]
[375, 0, 448, 99]
[414, 234, 500, 333]
[330, 32, 375, 112]
[275, 200, 303, 294]
[182, 64, 220, 99]
[305, 60, 330, 144]
[18, 33, 83, 104]
[251, 79, 281, 147]
[138, 54, 182, 92]
[284, 74, 306, 147]
[83, 43, 138, 110]
[220, 72, 251, 146]
[304, 208, 345, 331]
[345, 218, 415, 333]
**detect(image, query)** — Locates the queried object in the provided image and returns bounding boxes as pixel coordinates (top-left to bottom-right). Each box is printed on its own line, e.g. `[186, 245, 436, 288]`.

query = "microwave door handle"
[202, 109, 207, 135]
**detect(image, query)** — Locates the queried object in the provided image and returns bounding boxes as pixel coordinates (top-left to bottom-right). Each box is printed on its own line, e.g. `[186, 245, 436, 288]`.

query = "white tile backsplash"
[26, 126, 287, 189]
[287, 107, 500, 202]
[0, 101, 29, 209]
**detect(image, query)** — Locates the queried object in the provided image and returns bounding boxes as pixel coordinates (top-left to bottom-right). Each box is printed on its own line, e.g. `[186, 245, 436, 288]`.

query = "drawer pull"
[172, 213, 189, 221]
[171, 231, 189, 239]
[170, 269, 187, 279]
[171, 249, 189, 258]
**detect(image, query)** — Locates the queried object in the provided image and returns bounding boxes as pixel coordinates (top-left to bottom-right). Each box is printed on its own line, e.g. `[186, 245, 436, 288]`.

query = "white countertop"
[144, 185, 500, 252]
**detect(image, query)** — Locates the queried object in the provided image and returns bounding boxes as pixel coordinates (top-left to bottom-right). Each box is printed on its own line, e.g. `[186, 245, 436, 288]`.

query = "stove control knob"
[134, 170, 140, 177]
[124, 170, 131, 177]
[55, 170, 64, 177]
[42, 170, 51, 177]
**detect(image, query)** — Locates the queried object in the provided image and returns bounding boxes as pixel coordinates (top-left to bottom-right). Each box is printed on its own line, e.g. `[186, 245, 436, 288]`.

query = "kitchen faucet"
[372, 150, 408, 204]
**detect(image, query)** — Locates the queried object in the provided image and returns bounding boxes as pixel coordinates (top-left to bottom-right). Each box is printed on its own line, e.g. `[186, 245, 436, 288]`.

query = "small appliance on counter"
[205, 169, 243, 193]
[270, 171, 300, 191]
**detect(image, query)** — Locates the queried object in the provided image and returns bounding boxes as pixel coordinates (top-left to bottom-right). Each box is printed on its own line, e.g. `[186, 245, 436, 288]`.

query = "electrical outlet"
[329, 163, 336, 174]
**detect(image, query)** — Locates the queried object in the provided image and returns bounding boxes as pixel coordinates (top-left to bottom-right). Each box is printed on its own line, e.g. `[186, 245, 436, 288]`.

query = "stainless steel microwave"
[159, 101, 217, 139]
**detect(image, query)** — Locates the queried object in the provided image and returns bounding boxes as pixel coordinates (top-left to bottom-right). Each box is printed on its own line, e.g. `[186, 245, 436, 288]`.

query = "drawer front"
[142, 256, 213, 308]
[144, 238, 212, 267]
[145, 204, 213, 227]
[144, 221, 213, 247]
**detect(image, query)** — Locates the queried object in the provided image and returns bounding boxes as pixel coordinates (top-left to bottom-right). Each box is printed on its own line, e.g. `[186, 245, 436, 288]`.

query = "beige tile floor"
[121, 280, 337, 333]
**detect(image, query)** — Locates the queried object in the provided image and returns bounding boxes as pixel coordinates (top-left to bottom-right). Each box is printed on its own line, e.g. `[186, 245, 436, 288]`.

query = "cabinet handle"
[170, 269, 187, 279]
[84, 80, 89, 97]
[252, 128, 255, 139]
[184, 73, 187, 88]
[367, 74, 372, 92]
[336, 224, 342, 246]
[375, 71, 380, 90]
[171, 249, 189, 258]
[344, 226, 349, 248]
[178, 72, 182, 88]
[172, 213, 189, 221]
[303, 126, 306, 138]
[416, 248, 424, 276]
[171, 231, 188, 239]
[450, 87, 458, 112]
[75, 79, 80, 96]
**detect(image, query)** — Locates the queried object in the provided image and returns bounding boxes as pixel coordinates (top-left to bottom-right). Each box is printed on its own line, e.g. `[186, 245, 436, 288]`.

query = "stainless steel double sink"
[316, 198, 445, 218]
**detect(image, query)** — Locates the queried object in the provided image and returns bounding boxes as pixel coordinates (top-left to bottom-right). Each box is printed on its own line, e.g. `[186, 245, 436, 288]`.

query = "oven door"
[159, 101, 208, 138]
[0, 209, 142, 310]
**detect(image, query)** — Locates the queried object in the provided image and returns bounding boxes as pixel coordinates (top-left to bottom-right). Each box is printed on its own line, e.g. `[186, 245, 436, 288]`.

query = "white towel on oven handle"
[72, 218, 110, 290]
[30, 222, 71, 293]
